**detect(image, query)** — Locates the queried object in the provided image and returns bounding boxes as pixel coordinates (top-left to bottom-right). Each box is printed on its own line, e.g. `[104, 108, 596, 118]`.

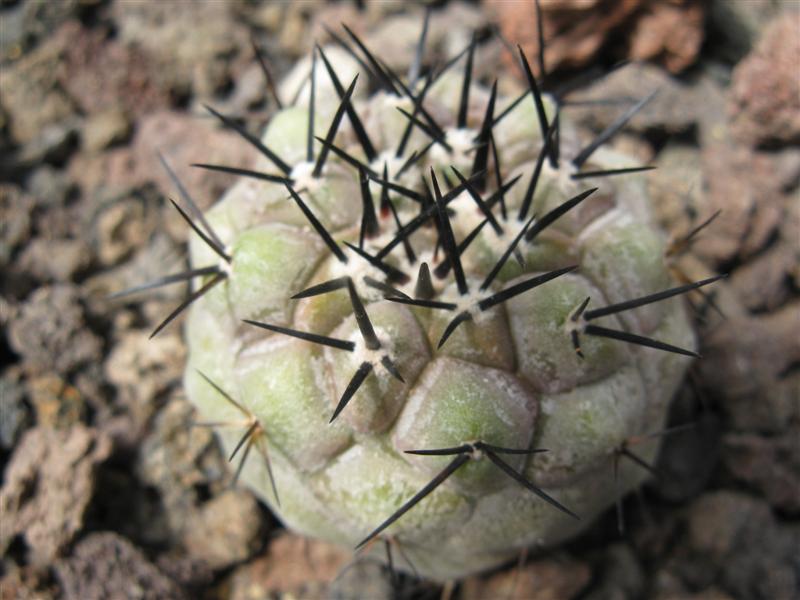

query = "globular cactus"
[118, 15, 723, 582]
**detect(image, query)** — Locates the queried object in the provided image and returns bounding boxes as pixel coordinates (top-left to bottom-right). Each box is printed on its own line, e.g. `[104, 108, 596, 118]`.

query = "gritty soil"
[1, 1, 798, 599]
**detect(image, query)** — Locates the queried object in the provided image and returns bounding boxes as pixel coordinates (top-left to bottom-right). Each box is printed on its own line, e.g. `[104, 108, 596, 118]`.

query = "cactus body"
[177, 42, 696, 581]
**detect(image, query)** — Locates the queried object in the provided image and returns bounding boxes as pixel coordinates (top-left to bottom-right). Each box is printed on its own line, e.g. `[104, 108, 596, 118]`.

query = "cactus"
[115, 15, 723, 582]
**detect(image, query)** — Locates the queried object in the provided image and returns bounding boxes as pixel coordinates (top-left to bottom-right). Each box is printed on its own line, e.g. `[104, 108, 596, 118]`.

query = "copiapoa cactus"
[114, 9, 723, 583]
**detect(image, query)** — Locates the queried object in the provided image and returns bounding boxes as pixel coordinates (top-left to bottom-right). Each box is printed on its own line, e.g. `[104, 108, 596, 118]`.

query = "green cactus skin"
[170, 38, 698, 582]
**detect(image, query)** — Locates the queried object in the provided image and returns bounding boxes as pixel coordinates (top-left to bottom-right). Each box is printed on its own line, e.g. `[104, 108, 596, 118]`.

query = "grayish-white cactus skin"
[178, 34, 698, 582]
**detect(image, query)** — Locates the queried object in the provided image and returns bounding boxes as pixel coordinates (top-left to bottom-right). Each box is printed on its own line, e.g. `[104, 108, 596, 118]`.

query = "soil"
[1, 1, 797, 599]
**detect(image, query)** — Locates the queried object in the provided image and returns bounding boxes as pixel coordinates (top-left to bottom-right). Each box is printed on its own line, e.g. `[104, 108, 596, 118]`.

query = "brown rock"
[57, 21, 171, 118]
[0, 24, 77, 145]
[562, 62, 728, 147]
[729, 241, 795, 311]
[54, 532, 185, 600]
[136, 400, 228, 538]
[722, 432, 800, 513]
[132, 110, 256, 214]
[0, 425, 111, 565]
[701, 301, 800, 422]
[111, 1, 249, 98]
[729, 12, 800, 147]
[225, 534, 350, 600]
[697, 142, 790, 265]
[66, 146, 140, 200]
[182, 490, 265, 571]
[93, 195, 161, 267]
[0, 563, 55, 600]
[461, 556, 591, 600]
[0, 184, 33, 267]
[105, 331, 186, 421]
[488, 0, 705, 77]
[628, 0, 705, 73]
[685, 491, 798, 599]
[16, 237, 92, 282]
[489, 0, 641, 77]
[687, 491, 767, 558]
[69, 110, 255, 214]
[82, 109, 133, 153]
[27, 372, 86, 430]
[7, 285, 102, 376]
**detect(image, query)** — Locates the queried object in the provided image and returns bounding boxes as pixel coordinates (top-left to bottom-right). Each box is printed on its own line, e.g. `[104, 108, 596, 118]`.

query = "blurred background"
[0, 1, 798, 599]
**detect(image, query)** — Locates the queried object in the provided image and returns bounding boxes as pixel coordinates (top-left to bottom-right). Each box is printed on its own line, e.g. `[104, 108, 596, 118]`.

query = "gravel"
[0, 1, 797, 597]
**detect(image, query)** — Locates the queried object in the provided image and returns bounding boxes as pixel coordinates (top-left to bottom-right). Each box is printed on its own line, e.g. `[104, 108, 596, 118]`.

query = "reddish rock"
[729, 12, 800, 147]
[488, 0, 640, 77]
[628, 0, 705, 73]
[487, 0, 705, 77]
